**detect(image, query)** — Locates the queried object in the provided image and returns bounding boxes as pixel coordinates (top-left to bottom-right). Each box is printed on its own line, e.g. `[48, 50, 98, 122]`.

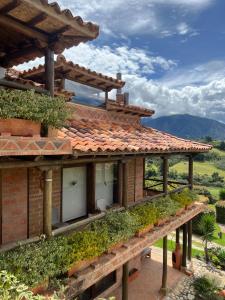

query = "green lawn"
[154, 239, 204, 257]
[171, 161, 225, 177]
[213, 223, 225, 247]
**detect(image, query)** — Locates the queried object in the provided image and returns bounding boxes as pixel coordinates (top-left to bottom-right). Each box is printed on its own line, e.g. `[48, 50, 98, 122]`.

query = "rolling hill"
[142, 114, 225, 140]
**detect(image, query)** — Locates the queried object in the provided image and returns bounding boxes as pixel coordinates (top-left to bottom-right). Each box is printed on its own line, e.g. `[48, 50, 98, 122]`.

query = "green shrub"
[130, 203, 157, 230]
[209, 247, 225, 270]
[216, 201, 225, 224]
[219, 189, 225, 200]
[0, 89, 70, 128]
[193, 209, 216, 235]
[192, 274, 223, 300]
[170, 188, 198, 207]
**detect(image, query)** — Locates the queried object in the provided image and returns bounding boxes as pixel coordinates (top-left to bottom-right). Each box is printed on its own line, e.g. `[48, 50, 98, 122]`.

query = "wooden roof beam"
[27, 12, 48, 26]
[0, 14, 48, 45]
[0, 0, 21, 14]
[23, 0, 98, 39]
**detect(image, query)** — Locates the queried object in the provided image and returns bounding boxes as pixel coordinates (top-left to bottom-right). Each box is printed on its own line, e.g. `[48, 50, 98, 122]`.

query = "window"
[95, 163, 118, 211]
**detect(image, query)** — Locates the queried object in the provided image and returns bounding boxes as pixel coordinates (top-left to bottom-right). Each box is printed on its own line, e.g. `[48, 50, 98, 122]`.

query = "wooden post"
[182, 223, 187, 268]
[162, 156, 169, 194]
[117, 161, 123, 206]
[160, 235, 168, 295]
[43, 169, 53, 238]
[122, 261, 129, 300]
[188, 155, 193, 190]
[188, 220, 192, 261]
[122, 161, 128, 208]
[143, 157, 146, 190]
[87, 163, 96, 214]
[176, 227, 180, 244]
[45, 48, 54, 97]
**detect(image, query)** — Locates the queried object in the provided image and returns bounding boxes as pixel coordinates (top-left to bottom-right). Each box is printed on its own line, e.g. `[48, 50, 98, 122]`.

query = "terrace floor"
[111, 246, 186, 300]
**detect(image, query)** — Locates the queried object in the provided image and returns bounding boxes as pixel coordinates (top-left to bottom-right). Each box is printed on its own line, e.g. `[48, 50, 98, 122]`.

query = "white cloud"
[55, 0, 213, 38]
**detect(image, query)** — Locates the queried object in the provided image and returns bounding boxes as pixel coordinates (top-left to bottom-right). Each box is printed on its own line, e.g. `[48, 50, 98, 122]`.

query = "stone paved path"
[166, 259, 225, 300]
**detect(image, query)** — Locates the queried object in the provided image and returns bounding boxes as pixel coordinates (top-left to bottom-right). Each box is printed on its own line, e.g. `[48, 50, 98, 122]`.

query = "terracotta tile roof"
[58, 119, 212, 154]
[0, 0, 99, 67]
[106, 99, 154, 117]
[20, 55, 126, 92]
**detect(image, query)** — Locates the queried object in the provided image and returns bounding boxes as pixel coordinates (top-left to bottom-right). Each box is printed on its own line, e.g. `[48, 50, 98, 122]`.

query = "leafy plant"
[0, 89, 70, 128]
[130, 202, 157, 230]
[0, 270, 64, 300]
[198, 214, 216, 263]
[192, 274, 223, 300]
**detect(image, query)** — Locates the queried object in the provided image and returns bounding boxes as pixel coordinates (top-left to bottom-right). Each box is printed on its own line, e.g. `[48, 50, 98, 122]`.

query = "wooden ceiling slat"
[0, 14, 48, 44]
[0, 0, 21, 14]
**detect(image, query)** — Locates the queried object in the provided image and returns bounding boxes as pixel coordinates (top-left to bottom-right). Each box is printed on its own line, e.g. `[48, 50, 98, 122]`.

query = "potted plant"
[0, 89, 70, 137]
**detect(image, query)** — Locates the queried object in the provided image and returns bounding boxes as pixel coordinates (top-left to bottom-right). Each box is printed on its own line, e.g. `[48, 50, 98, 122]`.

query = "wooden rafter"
[0, 0, 21, 14]
[27, 12, 48, 26]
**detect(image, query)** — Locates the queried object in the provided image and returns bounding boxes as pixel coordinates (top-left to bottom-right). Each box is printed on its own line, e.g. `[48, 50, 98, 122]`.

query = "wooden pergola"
[21, 54, 126, 92]
[0, 0, 99, 67]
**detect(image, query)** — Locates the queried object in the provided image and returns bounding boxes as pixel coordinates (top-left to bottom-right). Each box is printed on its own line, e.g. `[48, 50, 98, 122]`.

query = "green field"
[171, 161, 225, 177]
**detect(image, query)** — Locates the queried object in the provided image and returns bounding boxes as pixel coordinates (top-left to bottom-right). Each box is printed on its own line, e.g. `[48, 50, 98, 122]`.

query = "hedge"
[216, 201, 225, 224]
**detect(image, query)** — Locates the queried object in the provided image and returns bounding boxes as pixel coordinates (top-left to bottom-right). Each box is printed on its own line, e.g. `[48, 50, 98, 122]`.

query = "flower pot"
[135, 224, 154, 237]
[128, 268, 139, 283]
[68, 257, 98, 277]
[176, 207, 185, 216]
[48, 126, 59, 138]
[172, 243, 182, 270]
[106, 241, 125, 253]
[0, 118, 41, 137]
[31, 278, 49, 295]
[155, 217, 169, 227]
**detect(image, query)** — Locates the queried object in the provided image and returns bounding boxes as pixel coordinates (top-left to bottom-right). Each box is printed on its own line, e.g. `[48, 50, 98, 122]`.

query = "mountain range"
[142, 114, 225, 140]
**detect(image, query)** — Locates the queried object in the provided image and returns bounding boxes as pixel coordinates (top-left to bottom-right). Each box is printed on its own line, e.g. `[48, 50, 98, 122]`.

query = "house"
[0, 1, 212, 299]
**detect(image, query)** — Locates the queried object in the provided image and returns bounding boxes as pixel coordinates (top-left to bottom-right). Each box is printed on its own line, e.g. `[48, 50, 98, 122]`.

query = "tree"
[198, 214, 216, 263]
[205, 136, 213, 142]
[219, 141, 225, 151]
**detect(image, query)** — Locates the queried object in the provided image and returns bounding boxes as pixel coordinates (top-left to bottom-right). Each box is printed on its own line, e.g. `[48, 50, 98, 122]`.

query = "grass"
[213, 223, 225, 247]
[171, 161, 225, 177]
[211, 148, 225, 157]
[154, 239, 204, 257]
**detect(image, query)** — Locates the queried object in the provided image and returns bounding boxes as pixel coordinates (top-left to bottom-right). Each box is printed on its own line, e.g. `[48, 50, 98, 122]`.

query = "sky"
[19, 0, 225, 122]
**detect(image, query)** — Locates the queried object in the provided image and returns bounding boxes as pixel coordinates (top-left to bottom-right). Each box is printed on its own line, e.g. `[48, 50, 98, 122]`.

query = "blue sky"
[20, 1, 225, 122]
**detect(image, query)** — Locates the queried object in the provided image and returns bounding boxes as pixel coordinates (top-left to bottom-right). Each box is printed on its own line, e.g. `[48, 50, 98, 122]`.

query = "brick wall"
[28, 168, 61, 237]
[127, 158, 144, 203]
[1, 168, 28, 244]
[127, 160, 135, 203]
